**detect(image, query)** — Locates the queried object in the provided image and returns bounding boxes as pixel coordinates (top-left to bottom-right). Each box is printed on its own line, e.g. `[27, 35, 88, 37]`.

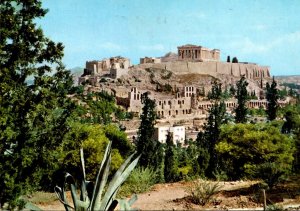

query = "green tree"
[197, 82, 226, 178]
[282, 110, 298, 134]
[235, 75, 249, 123]
[221, 87, 231, 100]
[0, 1, 74, 208]
[278, 87, 288, 100]
[164, 132, 179, 182]
[207, 80, 222, 100]
[227, 55, 231, 63]
[232, 57, 238, 63]
[200, 101, 226, 177]
[85, 91, 116, 124]
[60, 123, 127, 180]
[136, 93, 161, 170]
[266, 78, 279, 120]
[103, 124, 133, 157]
[281, 107, 300, 170]
[216, 123, 295, 183]
[229, 85, 236, 97]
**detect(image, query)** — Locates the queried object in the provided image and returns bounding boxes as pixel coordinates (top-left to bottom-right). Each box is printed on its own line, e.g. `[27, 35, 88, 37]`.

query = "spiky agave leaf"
[24, 202, 42, 211]
[90, 141, 112, 210]
[54, 173, 75, 211]
[100, 154, 141, 210]
[117, 194, 138, 211]
[80, 148, 89, 204]
[55, 141, 140, 211]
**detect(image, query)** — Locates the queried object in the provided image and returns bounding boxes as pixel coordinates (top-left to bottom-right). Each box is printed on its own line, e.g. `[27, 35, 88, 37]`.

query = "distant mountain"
[69, 67, 83, 74]
[69, 67, 84, 86]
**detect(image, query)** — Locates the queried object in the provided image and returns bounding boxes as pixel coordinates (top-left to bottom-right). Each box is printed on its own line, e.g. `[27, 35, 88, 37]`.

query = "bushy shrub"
[216, 123, 295, 180]
[186, 179, 222, 206]
[60, 123, 131, 180]
[178, 165, 193, 180]
[254, 162, 287, 189]
[118, 167, 157, 197]
[161, 71, 172, 79]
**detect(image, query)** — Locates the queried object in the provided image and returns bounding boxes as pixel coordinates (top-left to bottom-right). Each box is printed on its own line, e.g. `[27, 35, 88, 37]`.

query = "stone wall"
[110, 68, 128, 79]
[140, 57, 161, 64]
[137, 61, 270, 79]
[85, 57, 131, 75]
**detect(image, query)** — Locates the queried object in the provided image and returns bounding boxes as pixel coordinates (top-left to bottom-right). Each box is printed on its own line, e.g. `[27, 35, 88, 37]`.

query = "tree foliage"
[197, 81, 226, 178]
[235, 75, 249, 123]
[207, 80, 222, 100]
[232, 57, 238, 63]
[0, 1, 74, 208]
[266, 78, 279, 121]
[73, 91, 116, 124]
[164, 132, 179, 182]
[216, 123, 295, 183]
[281, 106, 300, 171]
[227, 55, 231, 63]
[136, 93, 162, 170]
[60, 123, 130, 181]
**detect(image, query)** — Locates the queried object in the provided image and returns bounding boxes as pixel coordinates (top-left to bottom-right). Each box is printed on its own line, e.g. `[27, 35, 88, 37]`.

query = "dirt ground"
[36, 179, 300, 210]
[135, 181, 300, 210]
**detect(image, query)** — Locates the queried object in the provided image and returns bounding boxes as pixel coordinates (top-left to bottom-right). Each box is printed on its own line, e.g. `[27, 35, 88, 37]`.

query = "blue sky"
[39, 0, 300, 75]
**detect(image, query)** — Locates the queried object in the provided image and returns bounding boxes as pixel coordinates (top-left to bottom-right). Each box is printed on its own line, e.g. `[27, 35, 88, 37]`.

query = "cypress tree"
[197, 81, 226, 178]
[235, 75, 249, 123]
[266, 78, 279, 121]
[136, 93, 161, 169]
[227, 55, 231, 63]
[164, 132, 179, 182]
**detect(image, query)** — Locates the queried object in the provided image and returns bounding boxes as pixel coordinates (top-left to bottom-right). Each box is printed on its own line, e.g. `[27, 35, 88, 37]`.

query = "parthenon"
[178, 44, 220, 61]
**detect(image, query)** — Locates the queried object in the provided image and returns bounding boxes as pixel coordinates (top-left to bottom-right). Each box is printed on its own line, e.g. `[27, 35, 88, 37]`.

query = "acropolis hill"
[78, 43, 287, 142]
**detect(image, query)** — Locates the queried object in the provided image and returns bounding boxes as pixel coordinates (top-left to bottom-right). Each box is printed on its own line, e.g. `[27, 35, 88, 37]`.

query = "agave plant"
[54, 141, 140, 211]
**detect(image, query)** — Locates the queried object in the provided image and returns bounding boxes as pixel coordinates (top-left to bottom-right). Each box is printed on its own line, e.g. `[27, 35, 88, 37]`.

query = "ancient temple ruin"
[178, 44, 220, 61]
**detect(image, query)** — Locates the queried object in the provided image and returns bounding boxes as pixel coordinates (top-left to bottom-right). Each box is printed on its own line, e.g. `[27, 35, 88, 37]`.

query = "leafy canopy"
[216, 123, 295, 181]
[0, 0, 74, 208]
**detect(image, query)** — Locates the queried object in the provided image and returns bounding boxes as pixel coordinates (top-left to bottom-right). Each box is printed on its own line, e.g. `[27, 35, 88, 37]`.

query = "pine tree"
[208, 80, 222, 100]
[227, 55, 231, 63]
[281, 110, 297, 134]
[232, 57, 239, 63]
[235, 75, 249, 123]
[229, 85, 236, 97]
[164, 132, 179, 182]
[197, 81, 226, 178]
[0, 1, 74, 208]
[266, 78, 279, 120]
[136, 93, 161, 168]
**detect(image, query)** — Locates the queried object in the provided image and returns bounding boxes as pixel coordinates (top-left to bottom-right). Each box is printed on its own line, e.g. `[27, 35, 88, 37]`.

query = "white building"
[154, 125, 185, 145]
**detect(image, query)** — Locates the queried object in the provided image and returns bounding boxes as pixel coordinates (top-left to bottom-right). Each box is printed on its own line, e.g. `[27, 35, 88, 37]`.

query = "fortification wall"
[137, 61, 270, 79]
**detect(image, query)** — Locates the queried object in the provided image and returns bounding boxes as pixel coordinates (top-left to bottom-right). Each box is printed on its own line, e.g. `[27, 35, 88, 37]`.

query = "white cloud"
[280, 31, 300, 43]
[228, 31, 300, 55]
[229, 37, 271, 54]
[138, 44, 165, 51]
